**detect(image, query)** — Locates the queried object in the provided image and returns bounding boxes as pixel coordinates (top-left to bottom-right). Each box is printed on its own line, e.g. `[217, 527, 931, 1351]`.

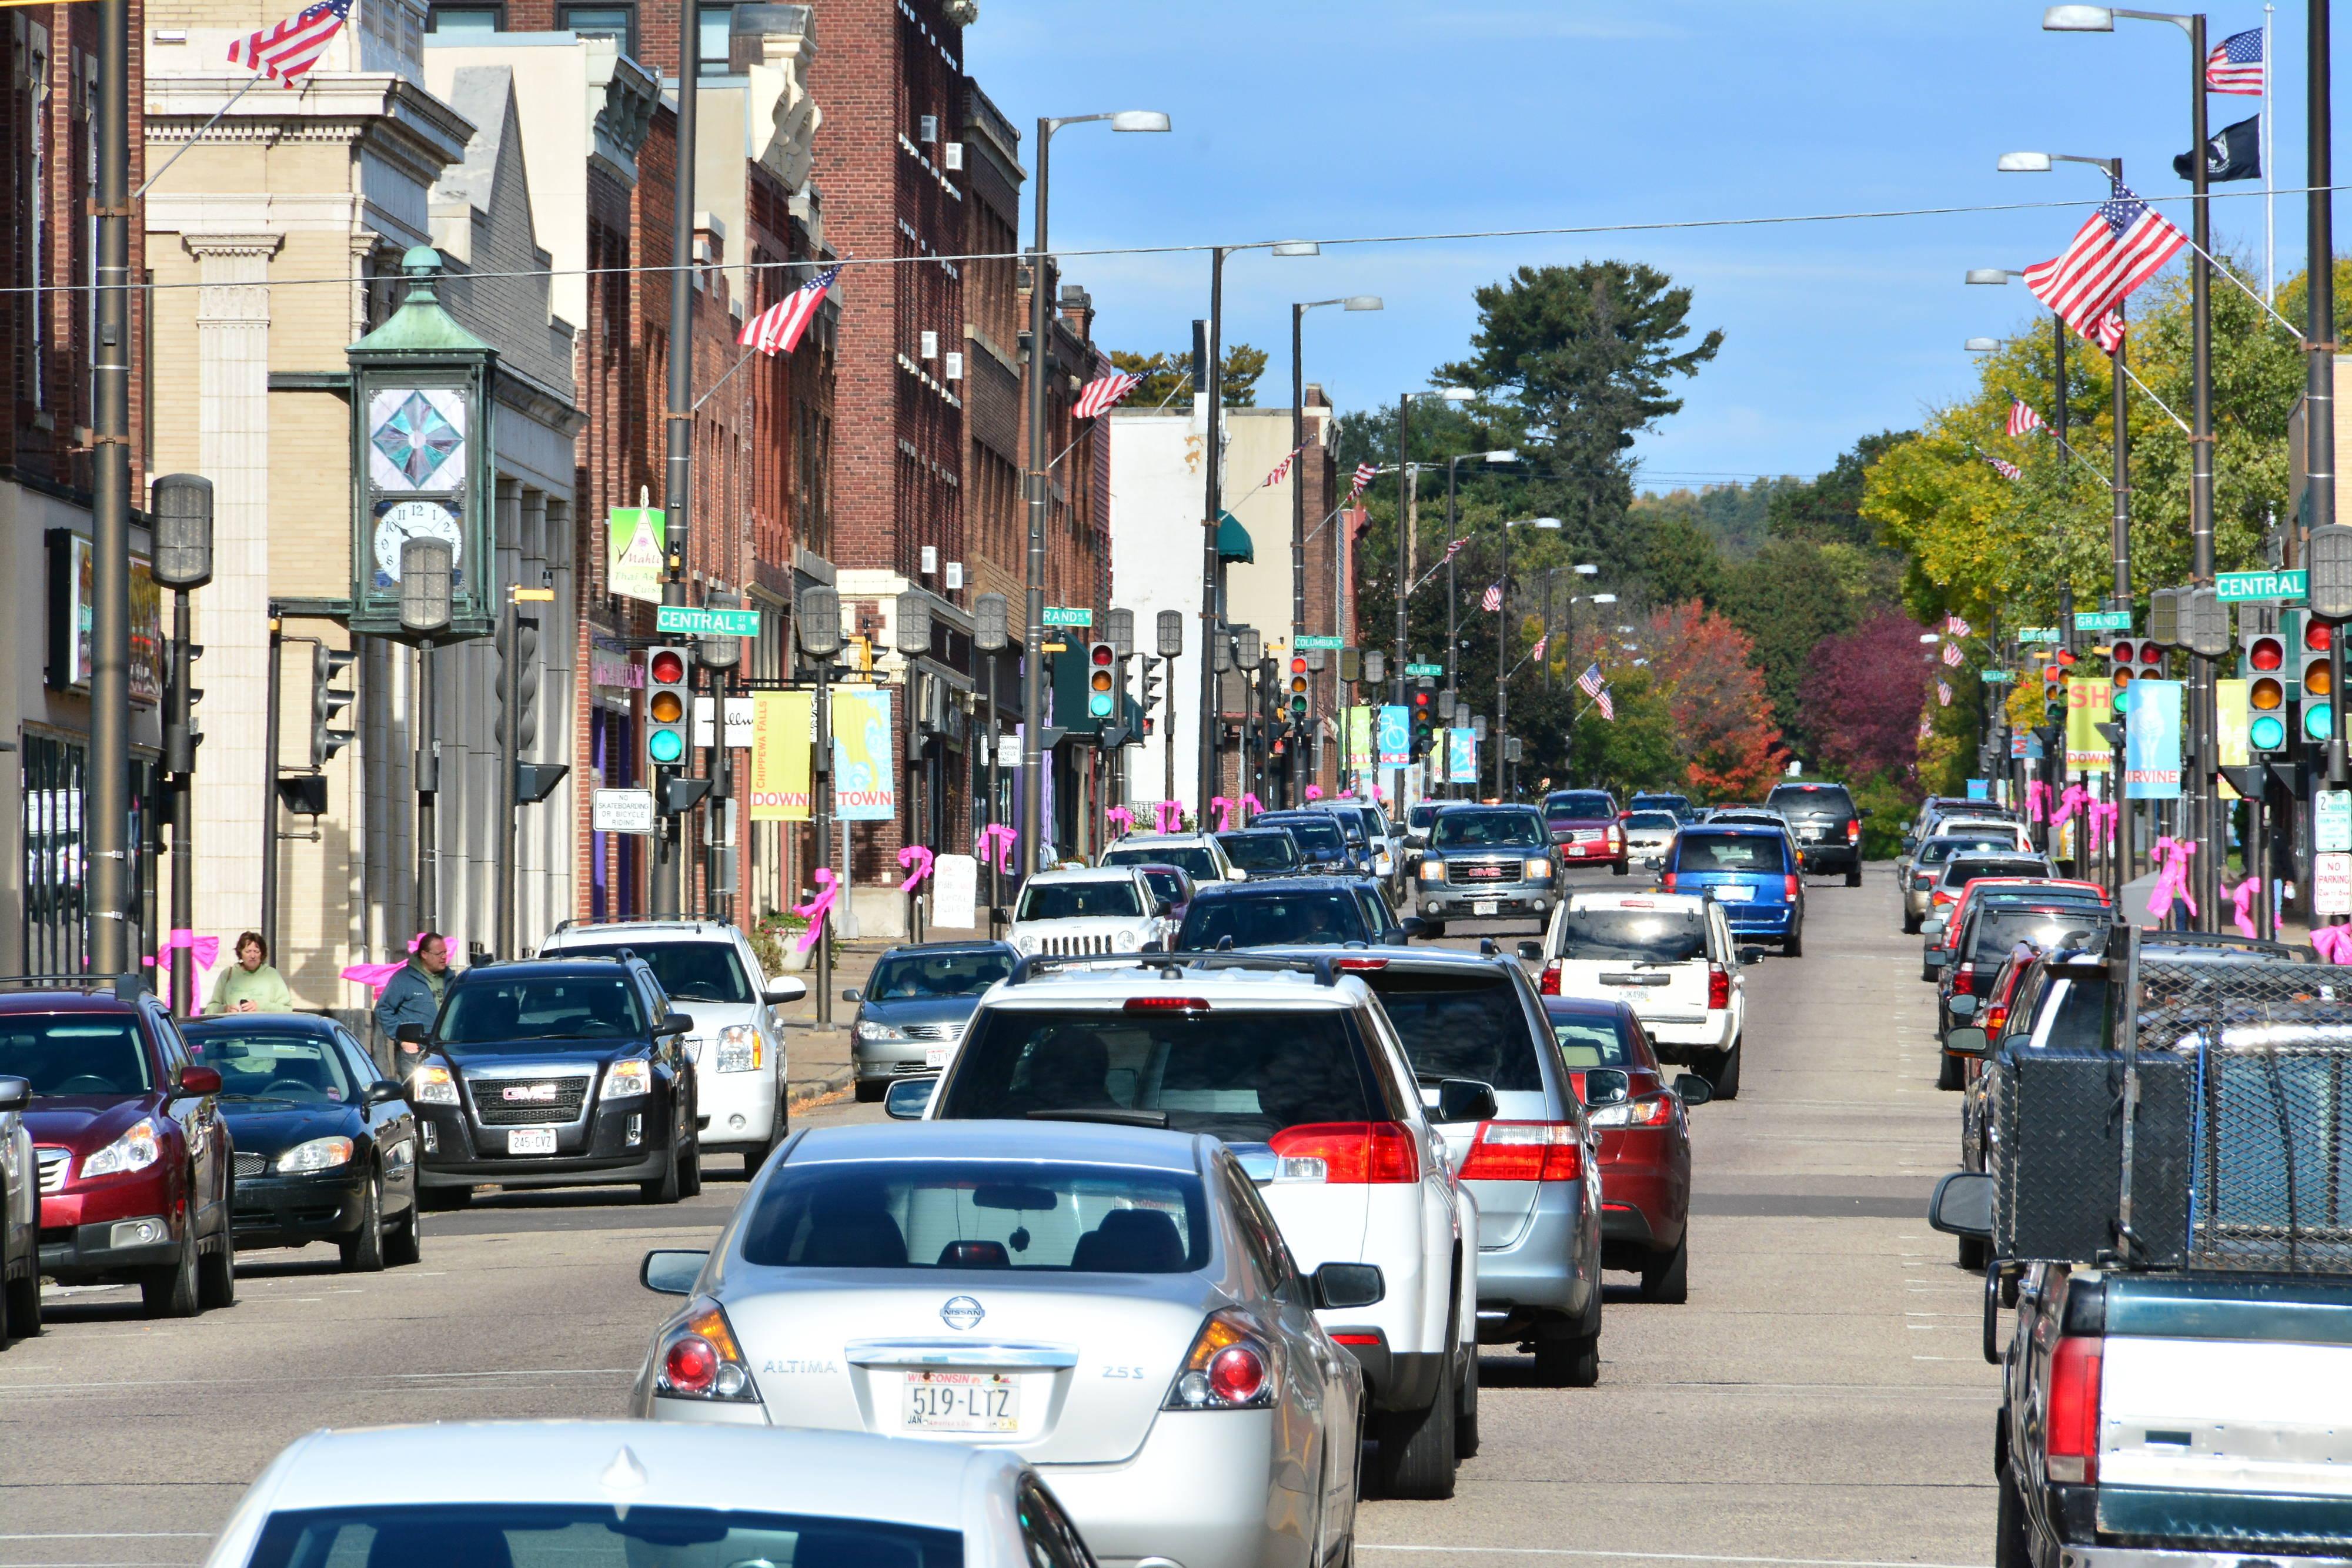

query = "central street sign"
[1296, 635, 1347, 650]
[655, 604, 762, 637]
[2074, 610, 2133, 631]
[2216, 569, 2307, 603]
[2016, 627, 2060, 643]
[1043, 606, 1093, 627]
[1404, 663, 1445, 678]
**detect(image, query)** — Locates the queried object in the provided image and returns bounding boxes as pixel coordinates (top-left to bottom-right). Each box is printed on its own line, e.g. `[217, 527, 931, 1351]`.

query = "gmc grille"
[472, 1075, 592, 1126]
[1452, 859, 1523, 883]
[35, 1148, 68, 1195]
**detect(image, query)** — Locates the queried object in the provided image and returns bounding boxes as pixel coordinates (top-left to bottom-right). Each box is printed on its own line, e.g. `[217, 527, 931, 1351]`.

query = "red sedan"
[1542, 995, 1712, 1303]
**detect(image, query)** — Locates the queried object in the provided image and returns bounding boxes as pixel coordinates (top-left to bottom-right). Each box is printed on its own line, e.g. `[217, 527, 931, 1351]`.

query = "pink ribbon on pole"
[793, 868, 841, 952]
[897, 845, 935, 892]
[2086, 800, 2119, 852]
[1211, 797, 1234, 833]
[2312, 923, 2352, 965]
[143, 929, 222, 1009]
[339, 931, 429, 998]
[2225, 879, 2260, 940]
[1241, 793, 1262, 820]
[1107, 805, 1134, 835]
[1154, 800, 1185, 834]
[978, 823, 1017, 873]
[2147, 837, 2199, 922]
[1304, 785, 1324, 801]
[2024, 780, 2048, 824]
[2053, 784, 2089, 828]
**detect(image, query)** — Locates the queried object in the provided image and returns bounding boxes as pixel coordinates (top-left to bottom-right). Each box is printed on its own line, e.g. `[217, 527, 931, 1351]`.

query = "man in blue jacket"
[374, 931, 450, 1051]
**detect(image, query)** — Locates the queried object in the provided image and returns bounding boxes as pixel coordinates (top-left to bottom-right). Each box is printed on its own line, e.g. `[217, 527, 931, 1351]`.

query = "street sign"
[2017, 627, 2061, 643]
[2217, 569, 2308, 603]
[2318, 851, 2352, 915]
[1043, 606, 1093, 627]
[592, 788, 656, 835]
[1297, 635, 1346, 650]
[1404, 663, 1444, 678]
[1980, 670, 2016, 683]
[655, 604, 762, 637]
[2320, 791, 2352, 854]
[2074, 610, 2133, 631]
[996, 735, 1023, 770]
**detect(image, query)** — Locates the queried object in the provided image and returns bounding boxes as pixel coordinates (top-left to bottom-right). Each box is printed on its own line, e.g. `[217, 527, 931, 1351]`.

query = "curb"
[787, 1066, 856, 1108]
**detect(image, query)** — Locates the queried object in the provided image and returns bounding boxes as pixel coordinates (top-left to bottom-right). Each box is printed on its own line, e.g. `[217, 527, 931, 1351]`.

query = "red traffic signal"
[2249, 635, 2285, 671]
[649, 647, 687, 686]
[2309, 619, 2335, 652]
[1091, 643, 1115, 668]
[1289, 656, 1308, 677]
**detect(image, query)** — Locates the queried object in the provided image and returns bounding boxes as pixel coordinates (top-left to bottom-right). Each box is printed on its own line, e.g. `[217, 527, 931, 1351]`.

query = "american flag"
[1530, 633, 1548, 660]
[2206, 27, 2264, 95]
[740, 265, 841, 357]
[1941, 641, 1963, 668]
[1438, 536, 1469, 565]
[1595, 687, 1615, 721]
[2006, 399, 2044, 437]
[1987, 456, 2023, 481]
[2022, 182, 2186, 351]
[1073, 371, 1143, 420]
[1944, 614, 1972, 636]
[2089, 310, 2125, 355]
[1576, 663, 1606, 699]
[229, 0, 352, 83]
[1480, 583, 1503, 613]
[1919, 718, 1933, 740]
[1348, 462, 1377, 499]
[1936, 679, 1954, 708]
[1259, 444, 1305, 490]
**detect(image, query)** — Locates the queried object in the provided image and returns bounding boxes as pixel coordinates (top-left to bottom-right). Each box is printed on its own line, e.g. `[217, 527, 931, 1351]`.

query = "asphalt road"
[0, 864, 1996, 1568]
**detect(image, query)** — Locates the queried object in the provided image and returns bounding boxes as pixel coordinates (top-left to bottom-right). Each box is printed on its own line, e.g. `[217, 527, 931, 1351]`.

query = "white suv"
[1098, 831, 1242, 885]
[1532, 890, 1758, 1099]
[910, 954, 1482, 1500]
[1010, 867, 1171, 957]
[536, 920, 805, 1171]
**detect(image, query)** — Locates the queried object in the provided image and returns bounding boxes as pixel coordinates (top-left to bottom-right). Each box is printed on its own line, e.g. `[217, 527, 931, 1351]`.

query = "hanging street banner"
[1448, 727, 1477, 784]
[2074, 610, 2133, 632]
[1346, 706, 1374, 775]
[1377, 705, 1412, 766]
[830, 687, 897, 820]
[2216, 569, 2307, 603]
[748, 691, 814, 821]
[2214, 678, 2250, 772]
[607, 508, 665, 604]
[2065, 677, 2113, 771]
[658, 604, 762, 638]
[2124, 678, 2184, 799]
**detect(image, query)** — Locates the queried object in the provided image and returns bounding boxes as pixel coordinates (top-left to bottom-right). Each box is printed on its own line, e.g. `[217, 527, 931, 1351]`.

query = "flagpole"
[2264, 2, 2276, 301]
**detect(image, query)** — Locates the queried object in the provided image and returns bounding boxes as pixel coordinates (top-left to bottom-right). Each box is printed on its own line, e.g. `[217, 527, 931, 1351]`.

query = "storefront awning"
[1217, 510, 1253, 564]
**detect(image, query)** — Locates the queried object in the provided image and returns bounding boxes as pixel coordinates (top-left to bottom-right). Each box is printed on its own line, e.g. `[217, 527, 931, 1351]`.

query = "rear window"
[1768, 784, 1856, 817]
[865, 949, 1014, 1002]
[1545, 1007, 1643, 1069]
[245, 1505, 964, 1568]
[0, 1015, 154, 1095]
[1017, 880, 1143, 921]
[739, 1158, 1210, 1273]
[1217, 832, 1301, 872]
[1969, 909, 2110, 965]
[1137, 869, 1190, 909]
[1103, 844, 1220, 881]
[1408, 804, 1441, 829]
[1434, 810, 1546, 849]
[1176, 891, 1368, 950]
[938, 1007, 1379, 1141]
[1675, 834, 1789, 875]
[1917, 835, 2016, 865]
[1942, 859, 2048, 887]
[1556, 904, 1705, 964]
[1545, 792, 1616, 820]
[1262, 817, 1345, 853]
[1362, 972, 1544, 1091]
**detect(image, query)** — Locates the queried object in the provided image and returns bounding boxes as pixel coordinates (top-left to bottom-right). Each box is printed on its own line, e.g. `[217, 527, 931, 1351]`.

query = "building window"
[22, 734, 88, 974]
[697, 4, 734, 73]
[426, 5, 503, 33]
[560, 4, 634, 54]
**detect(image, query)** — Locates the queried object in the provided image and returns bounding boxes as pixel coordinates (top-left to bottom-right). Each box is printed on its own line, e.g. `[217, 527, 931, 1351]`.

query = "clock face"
[373, 500, 463, 583]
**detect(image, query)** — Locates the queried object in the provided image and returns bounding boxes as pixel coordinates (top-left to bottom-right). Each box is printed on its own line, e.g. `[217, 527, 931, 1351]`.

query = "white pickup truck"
[1528, 890, 1761, 1099]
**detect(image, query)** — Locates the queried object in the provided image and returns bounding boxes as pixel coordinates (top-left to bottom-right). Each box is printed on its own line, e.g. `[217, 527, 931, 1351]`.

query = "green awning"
[1217, 510, 1254, 564]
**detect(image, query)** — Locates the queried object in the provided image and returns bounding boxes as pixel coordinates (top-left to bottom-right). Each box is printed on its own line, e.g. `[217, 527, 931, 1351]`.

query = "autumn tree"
[1798, 611, 1939, 782]
[1645, 602, 1783, 801]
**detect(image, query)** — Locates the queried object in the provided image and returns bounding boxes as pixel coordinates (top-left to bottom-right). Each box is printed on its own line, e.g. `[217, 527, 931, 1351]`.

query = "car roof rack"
[0, 972, 148, 1001]
[1001, 951, 1341, 989]
[546, 917, 726, 937]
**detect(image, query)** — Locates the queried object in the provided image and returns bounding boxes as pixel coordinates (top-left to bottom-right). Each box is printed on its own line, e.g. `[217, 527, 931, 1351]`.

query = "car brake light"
[1846, 819, 1860, 843]
[1706, 964, 1730, 1010]
[1268, 1122, 1419, 1184]
[1985, 1004, 2009, 1034]
[1125, 996, 1210, 1011]
[654, 1298, 760, 1403]
[1661, 872, 1677, 892]
[2046, 1335, 2103, 1483]
[1334, 957, 1389, 971]
[1589, 1093, 1675, 1129]
[1455, 1121, 1582, 1182]
[1538, 964, 1560, 995]
[1784, 874, 1800, 900]
[1165, 1310, 1275, 1409]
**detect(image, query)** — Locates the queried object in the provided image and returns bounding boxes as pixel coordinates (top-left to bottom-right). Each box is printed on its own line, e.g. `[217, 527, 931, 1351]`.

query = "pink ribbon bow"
[1154, 800, 1185, 834]
[2312, 923, 2352, 965]
[793, 868, 841, 952]
[2025, 780, 2049, 824]
[978, 823, 1017, 874]
[2053, 784, 2089, 828]
[1211, 797, 1234, 833]
[897, 845, 935, 892]
[1304, 784, 1324, 801]
[143, 929, 222, 1009]
[1107, 805, 1135, 835]
[2086, 800, 2119, 852]
[2226, 878, 2260, 940]
[340, 931, 431, 997]
[1241, 793, 1263, 818]
[2147, 837, 2199, 922]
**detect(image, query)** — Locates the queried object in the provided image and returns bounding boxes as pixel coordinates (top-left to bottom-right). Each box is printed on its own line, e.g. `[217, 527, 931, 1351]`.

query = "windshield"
[1545, 792, 1616, 820]
[1366, 973, 1544, 1091]
[1434, 811, 1545, 849]
[246, 1506, 963, 1568]
[1557, 905, 1705, 964]
[437, 976, 647, 1047]
[0, 1016, 153, 1095]
[1626, 811, 1679, 831]
[1324, 811, 1369, 845]
[1547, 1007, 1641, 1068]
[1177, 892, 1369, 950]
[1103, 844, 1220, 880]
[1217, 832, 1301, 871]
[1942, 859, 2048, 887]
[557, 941, 752, 1004]
[185, 1027, 356, 1103]
[1918, 835, 2016, 866]
[1261, 817, 1345, 854]
[865, 949, 1014, 1002]
[1017, 880, 1144, 921]
[1767, 784, 1856, 815]
[940, 1007, 1377, 1142]
[740, 1158, 1209, 1273]
[1676, 834, 1789, 874]
[1970, 908, 2109, 965]
[1409, 804, 1441, 829]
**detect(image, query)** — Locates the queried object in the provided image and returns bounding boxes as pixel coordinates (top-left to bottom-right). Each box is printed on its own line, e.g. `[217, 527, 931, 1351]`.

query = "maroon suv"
[0, 981, 236, 1317]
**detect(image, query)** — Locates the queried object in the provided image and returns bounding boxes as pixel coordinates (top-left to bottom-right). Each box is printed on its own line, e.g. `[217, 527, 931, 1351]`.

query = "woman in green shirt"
[206, 932, 296, 1014]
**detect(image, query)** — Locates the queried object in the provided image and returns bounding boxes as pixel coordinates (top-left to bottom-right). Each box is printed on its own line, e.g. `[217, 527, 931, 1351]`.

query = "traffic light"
[2040, 664, 2066, 726]
[1087, 641, 1116, 718]
[1411, 688, 1434, 757]
[1287, 656, 1309, 724]
[310, 644, 357, 766]
[1141, 660, 1163, 716]
[2303, 626, 2336, 744]
[1361, 648, 1386, 688]
[1338, 647, 1361, 684]
[646, 646, 691, 767]
[2106, 638, 2137, 693]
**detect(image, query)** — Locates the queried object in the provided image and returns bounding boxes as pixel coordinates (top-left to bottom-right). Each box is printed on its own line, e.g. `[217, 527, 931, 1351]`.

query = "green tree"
[1627, 507, 1725, 608]
[1768, 430, 1915, 545]
[1107, 343, 1269, 409]
[1715, 538, 1896, 765]
[1562, 664, 1683, 795]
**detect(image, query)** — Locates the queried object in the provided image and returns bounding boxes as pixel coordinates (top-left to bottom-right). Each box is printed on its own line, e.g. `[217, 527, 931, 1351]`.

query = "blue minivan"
[1662, 824, 1805, 956]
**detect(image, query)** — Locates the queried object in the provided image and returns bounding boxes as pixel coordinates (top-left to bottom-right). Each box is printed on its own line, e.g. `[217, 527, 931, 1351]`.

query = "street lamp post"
[1494, 520, 1566, 798]
[1291, 295, 1382, 650]
[1445, 447, 1517, 700]
[1020, 109, 1169, 882]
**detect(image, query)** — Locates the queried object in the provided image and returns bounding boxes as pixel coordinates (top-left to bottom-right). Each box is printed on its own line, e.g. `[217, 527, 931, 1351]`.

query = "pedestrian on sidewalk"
[374, 932, 451, 1055]
[205, 932, 295, 1014]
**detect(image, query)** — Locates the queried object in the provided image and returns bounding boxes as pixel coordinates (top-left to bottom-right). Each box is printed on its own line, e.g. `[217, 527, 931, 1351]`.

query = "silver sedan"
[632, 1119, 1375, 1568]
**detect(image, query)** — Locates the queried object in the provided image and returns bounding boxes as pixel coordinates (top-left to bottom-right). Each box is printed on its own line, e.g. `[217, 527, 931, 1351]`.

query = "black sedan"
[181, 1014, 422, 1272]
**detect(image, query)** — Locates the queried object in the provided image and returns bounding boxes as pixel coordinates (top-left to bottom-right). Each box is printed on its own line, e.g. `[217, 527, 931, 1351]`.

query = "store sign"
[589, 643, 641, 690]
[607, 509, 666, 606]
[45, 531, 163, 706]
[693, 696, 756, 750]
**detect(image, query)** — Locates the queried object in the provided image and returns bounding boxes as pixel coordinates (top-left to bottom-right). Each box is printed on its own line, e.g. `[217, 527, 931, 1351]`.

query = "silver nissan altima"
[631, 1119, 1378, 1568]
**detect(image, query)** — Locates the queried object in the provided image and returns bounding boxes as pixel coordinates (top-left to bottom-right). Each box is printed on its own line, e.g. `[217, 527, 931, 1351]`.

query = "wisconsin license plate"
[903, 1371, 1020, 1433]
[507, 1126, 558, 1156]
[1474, 900, 1499, 917]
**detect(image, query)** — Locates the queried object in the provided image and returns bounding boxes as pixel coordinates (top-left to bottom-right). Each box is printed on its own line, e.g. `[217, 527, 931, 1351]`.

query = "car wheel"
[1372, 1342, 1456, 1499]
[5, 1263, 40, 1342]
[198, 1221, 236, 1309]
[1421, 921, 1445, 940]
[1641, 1234, 1690, 1303]
[747, 1115, 787, 1177]
[421, 1185, 473, 1212]
[1995, 1464, 2031, 1568]
[1845, 863, 1863, 888]
[678, 1136, 703, 1199]
[1533, 1324, 1600, 1387]
[1937, 1049, 1965, 1091]
[641, 1144, 683, 1205]
[385, 1194, 423, 1267]
[1959, 1233, 1992, 1272]
[1783, 924, 1804, 959]
[854, 1079, 887, 1104]
[1706, 1039, 1742, 1101]
[142, 1223, 201, 1319]
[340, 1173, 387, 1273]
[1454, 1343, 1479, 1460]
[1610, 860, 1628, 877]
[1902, 910, 1922, 934]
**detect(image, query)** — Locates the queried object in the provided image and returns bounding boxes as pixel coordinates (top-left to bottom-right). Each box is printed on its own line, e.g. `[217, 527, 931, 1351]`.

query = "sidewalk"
[774, 931, 994, 1106]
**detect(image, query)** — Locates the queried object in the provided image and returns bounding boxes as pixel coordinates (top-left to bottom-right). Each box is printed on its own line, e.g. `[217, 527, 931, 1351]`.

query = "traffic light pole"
[497, 590, 520, 959]
[653, 0, 701, 921]
[2187, 16, 2221, 932]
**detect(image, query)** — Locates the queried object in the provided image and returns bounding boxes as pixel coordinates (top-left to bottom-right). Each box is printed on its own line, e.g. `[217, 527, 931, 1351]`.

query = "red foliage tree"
[1797, 610, 1939, 781]
[1646, 603, 1784, 801]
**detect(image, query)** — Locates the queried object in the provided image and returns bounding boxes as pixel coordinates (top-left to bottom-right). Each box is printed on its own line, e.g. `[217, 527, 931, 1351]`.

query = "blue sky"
[968, 1, 2345, 492]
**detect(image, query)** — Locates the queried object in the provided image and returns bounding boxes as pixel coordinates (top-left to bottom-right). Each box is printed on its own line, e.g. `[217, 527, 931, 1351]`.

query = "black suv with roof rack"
[1765, 780, 1867, 885]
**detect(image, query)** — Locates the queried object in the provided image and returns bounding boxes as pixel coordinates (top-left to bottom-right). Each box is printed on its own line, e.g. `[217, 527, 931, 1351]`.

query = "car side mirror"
[1398, 916, 1428, 940]
[884, 1078, 936, 1120]
[1943, 1025, 1990, 1058]
[1927, 1171, 1994, 1241]
[363, 1079, 406, 1106]
[840, 988, 863, 1005]
[179, 1065, 223, 1096]
[656, 1014, 694, 1038]
[1312, 1261, 1386, 1310]
[1581, 1068, 1631, 1107]
[1230, 867, 1248, 882]
[395, 1023, 427, 1046]
[764, 977, 808, 1006]
[1948, 993, 1979, 1019]
[1516, 940, 1544, 962]
[1739, 946, 1766, 966]
[1672, 1072, 1712, 1106]
[1922, 918, 1946, 941]
[0, 1075, 28, 1113]
[1155, 898, 1176, 917]
[1435, 1078, 1499, 1124]
[640, 1248, 710, 1296]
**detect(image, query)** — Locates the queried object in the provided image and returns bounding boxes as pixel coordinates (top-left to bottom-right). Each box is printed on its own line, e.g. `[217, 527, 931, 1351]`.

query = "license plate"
[1800, 826, 1823, 840]
[1474, 900, 1499, 916]
[924, 1045, 951, 1068]
[507, 1126, 557, 1156]
[903, 1371, 1020, 1433]
[1712, 884, 1754, 902]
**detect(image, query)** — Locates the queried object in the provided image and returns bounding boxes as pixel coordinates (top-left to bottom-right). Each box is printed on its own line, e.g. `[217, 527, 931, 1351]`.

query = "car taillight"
[1589, 1094, 1675, 1129]
[1661, 872, 1677, 891]
[1538, 964, 1560, 995]
[1985, 1004, 2008, 1034]
[1165, 1310, 1275, 1409]
[1707, 964, 1730, 1011]
[1126, 996, 1210, 1011]
[1268, 1122, 1419, 1184]
[2046, 1335, 2104, 1483]
[1846, 819, 1860, 843]
[1455, 1121, 1582, 1182]
[653, 1298, 760, 1403]
[1784, 874, 1800, 900]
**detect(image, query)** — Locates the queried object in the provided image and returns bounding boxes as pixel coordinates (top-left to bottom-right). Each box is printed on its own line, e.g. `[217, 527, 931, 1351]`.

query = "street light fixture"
[1291, 292, 1385, 804]
[1965, 338, 2000, 353]
[1441, 446, 1523, 697]
[1493, 525, 1568, 797]
[1966, 268, 2021, 285]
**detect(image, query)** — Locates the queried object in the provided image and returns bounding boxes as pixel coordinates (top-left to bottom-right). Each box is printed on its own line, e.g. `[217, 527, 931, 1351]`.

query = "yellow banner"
[2065, 677, 2113, 771]
[748, 691, 813, 821]
[2215, 678, 2249, 797]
